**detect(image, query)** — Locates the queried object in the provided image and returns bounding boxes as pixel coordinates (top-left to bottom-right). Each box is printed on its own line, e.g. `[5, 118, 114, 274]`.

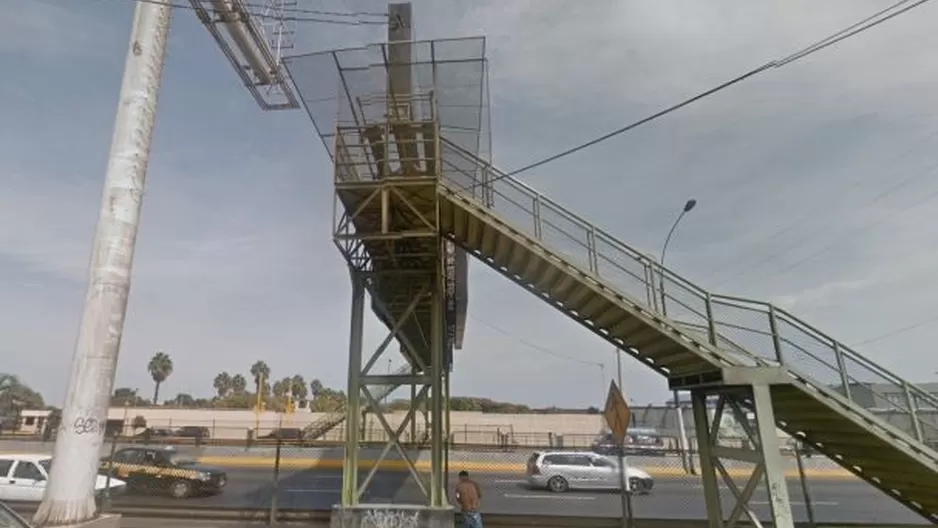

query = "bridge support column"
[339, 277, 443, 507]
[340, 275, 365, 506]
[681, 369, 795, 528]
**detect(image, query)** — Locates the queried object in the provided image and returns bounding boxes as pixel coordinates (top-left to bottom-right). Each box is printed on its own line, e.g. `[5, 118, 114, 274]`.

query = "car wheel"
[628, 477, 649, 495]
[547, 476, 569, 493]
[169, 480, 192, 499]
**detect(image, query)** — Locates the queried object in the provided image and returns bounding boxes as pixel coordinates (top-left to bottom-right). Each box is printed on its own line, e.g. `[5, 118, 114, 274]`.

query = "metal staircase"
[436, 139, 938, 523]
[302, 365, 410, 440]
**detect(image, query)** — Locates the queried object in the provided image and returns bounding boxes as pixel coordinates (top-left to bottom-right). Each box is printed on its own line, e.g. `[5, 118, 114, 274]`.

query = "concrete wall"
[10, 405, 822, 448]
[107, 408, 608, 445]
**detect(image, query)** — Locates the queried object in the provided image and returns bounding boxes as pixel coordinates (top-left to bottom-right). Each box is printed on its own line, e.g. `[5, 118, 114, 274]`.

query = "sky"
[3, 0, 938, 410]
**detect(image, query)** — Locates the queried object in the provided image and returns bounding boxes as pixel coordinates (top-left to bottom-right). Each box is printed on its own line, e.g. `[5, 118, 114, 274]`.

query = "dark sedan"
[99, 446, 227, 499]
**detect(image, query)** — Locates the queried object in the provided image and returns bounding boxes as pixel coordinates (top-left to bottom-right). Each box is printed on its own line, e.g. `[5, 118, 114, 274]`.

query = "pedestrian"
[454, 470, 483, 528]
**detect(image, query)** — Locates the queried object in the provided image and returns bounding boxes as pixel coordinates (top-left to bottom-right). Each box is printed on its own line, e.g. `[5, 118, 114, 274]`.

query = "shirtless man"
[454, 470, 483, 528]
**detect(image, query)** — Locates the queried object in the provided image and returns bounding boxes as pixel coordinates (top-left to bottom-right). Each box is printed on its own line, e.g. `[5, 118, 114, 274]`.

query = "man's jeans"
[461, 510, 483, 528]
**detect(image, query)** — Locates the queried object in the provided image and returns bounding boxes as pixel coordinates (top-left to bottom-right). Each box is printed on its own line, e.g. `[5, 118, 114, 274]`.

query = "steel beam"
[691, 387, 795, 528]
[340, 275, 365, 506]
[429, 265, 446, 506]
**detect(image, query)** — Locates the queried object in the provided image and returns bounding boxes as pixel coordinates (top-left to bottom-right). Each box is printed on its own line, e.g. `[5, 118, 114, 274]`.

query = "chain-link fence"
[0, 429, 921, 524]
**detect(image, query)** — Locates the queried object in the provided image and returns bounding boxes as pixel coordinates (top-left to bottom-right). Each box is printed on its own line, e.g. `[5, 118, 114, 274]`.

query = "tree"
[310, 379, 324, 399]
[272, 377, 289, 398]
[131, 415, 147, 430]
[231, 374, 247, 394]
[111, 387, 148, 407]
[249, 361, 270, 395]
[0, 375, 44, 416]
[172, 393, 195, 407]
[290, 375, 308, 400]
[147, 351, 174, 405]
[213, 372, 232, 398]
[217, 391, 253, 409]
[0, 374, 16, 393]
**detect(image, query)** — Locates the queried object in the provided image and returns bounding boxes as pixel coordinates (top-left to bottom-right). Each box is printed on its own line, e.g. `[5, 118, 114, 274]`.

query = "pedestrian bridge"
[283, 31, 938, 527]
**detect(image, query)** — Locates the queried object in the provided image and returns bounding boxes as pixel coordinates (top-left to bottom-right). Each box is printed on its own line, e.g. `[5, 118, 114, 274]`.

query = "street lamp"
[659, 198, 697, 313]
[659, 198, 697, 475]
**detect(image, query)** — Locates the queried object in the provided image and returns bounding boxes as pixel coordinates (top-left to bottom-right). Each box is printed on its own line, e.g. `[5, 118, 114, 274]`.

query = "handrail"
[438, 137, 938, 442]
[302, 365, 410, 439]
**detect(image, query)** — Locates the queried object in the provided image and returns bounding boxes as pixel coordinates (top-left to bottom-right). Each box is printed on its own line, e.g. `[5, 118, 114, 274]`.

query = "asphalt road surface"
[111, 467, 925, 524]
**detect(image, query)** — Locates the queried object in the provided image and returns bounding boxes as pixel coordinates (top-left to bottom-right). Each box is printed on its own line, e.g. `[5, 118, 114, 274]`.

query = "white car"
[0, 454, 126, 502]
[525, 451, 655, 494]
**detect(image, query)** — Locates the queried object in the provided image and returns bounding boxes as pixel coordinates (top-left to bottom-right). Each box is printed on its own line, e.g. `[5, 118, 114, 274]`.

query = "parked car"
[135, 427, 175, 437]
[591, 428, 667, 457]
[525, 451, 654, 494]
[0, 454, 126, 501]
[0, 500, 34, 528]
[260, 428, 304, 440]
[99, 446, 226, 499]
[174, 426, 211, 439]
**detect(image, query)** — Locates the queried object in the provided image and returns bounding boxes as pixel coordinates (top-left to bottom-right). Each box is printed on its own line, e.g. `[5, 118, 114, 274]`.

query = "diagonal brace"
[362, 283, 429, 375]
[357, 385, 430, 500]
[359, 385, 429, 499]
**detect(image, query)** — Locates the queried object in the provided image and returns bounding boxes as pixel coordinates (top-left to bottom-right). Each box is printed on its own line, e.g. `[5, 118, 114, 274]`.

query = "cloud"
[0, 0, 114, 57]
[6, 0, 938, 410]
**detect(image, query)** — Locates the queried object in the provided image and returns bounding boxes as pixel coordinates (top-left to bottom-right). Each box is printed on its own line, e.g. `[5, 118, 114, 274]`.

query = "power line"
[469, 315, 604, 368]
[484, 0, 932, 185]
[709, 138, 938, 290]
[728, 160, 938, 289]
[114, 0, 388, 24]
[697, 123, 938, 288]
[851, 314, 938, 347]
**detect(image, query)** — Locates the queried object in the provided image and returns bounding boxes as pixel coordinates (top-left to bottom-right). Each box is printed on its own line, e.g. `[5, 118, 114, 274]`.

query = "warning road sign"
[604, 381, 631, 446]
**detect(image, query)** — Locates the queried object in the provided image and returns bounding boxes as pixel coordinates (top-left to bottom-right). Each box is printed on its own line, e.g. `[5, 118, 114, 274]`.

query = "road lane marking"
[503, 493, 595, 501]
[188, 456, 856, 479]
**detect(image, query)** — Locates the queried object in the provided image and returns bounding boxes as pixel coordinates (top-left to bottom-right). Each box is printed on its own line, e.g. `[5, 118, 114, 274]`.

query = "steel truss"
[332, 71, 451, 507]
[342, 270, 450, 508]
[685, 369, 795, 528]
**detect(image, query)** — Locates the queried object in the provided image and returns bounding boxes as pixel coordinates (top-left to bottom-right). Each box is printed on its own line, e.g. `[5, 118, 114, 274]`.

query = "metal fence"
[0, 434, 919, 525]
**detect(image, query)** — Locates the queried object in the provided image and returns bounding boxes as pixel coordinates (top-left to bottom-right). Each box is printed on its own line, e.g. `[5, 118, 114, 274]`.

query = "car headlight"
[196, 472, 212, 481]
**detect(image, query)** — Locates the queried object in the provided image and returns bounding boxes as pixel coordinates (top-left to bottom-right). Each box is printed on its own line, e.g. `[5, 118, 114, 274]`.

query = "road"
[111, 467, 924, 524]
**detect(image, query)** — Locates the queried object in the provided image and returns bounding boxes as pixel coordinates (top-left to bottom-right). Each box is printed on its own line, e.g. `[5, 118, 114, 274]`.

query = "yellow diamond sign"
[604, 381, 631, 446]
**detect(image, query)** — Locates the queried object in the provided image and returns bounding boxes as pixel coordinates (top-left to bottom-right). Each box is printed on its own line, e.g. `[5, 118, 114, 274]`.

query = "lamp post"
[659, 198, 697, 314]
[659, 198, 697, 475]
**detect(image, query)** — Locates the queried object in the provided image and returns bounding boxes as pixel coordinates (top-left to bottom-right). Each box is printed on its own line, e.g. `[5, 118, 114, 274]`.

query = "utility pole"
[33, 2, 172, 526]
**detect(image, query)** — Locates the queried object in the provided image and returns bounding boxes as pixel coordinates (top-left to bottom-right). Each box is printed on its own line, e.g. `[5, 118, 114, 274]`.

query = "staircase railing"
[438, 138, 938, 448]
[303, 365, 411, 440]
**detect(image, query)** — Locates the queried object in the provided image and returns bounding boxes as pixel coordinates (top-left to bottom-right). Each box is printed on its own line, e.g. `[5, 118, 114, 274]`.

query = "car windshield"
[38, 459, 51, 472]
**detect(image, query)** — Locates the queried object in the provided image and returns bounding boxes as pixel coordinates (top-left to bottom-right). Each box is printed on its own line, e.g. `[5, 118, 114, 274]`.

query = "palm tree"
[310, 379, 324, 399]
[231, 374, 247, 394]
[272, 378, 289, 398]
[0, 375, 44, 416]
[213, 372, 233, 398]
[147, 352, 173, 405]
[249, 361, 270, 395]
[291, 375, 308, 401]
